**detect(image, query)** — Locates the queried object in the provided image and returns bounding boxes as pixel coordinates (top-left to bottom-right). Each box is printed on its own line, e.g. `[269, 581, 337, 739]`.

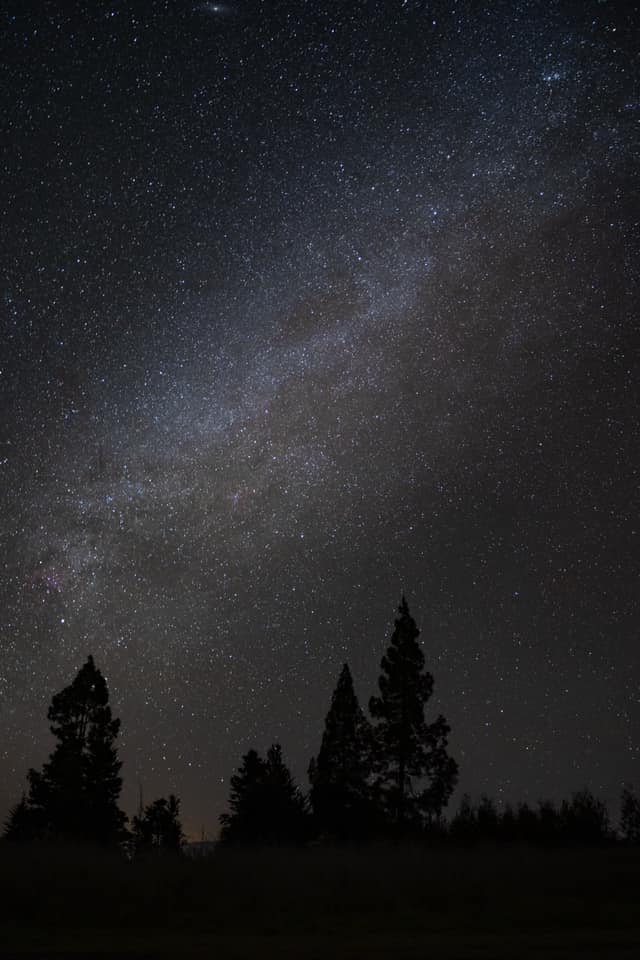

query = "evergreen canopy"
[309, 663, 377, 839]
[4, 656, 126, 846]
[369, 597, 458, 828]
[132, 795, 184, 854]
[220, 743, 308, 845]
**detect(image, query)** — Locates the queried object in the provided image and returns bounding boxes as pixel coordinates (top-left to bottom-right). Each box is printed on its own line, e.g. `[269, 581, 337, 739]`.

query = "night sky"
[1, 0, 637, 839]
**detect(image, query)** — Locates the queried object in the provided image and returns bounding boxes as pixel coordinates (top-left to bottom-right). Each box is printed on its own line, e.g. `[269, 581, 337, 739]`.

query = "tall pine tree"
[309, 663, 377, 840]
[369, 597, 458, 830]
[621, 785, 640, 844]
[4, 656, 127, 845]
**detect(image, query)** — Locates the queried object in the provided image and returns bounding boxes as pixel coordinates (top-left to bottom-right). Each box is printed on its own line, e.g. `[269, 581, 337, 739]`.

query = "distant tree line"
[3, 598, 640, 851]
[448, 790, 619, 847]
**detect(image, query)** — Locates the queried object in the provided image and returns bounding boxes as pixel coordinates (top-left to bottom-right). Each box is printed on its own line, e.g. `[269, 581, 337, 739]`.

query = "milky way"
[1, 0, 637, 835]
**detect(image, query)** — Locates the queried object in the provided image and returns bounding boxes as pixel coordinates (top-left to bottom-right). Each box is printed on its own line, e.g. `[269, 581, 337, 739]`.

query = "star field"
[1, 0, 638, 837]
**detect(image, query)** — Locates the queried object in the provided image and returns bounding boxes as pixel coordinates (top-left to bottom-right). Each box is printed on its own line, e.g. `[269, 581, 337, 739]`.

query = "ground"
[1, 843, 638, 956]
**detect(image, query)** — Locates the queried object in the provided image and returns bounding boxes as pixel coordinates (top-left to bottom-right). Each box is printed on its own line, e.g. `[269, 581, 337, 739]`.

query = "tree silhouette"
[132, 795, 184, 855]
[220, 744, 308, 845]
[262, 743, 309, 843]
[476, 794, 499, 841]
[309, 663, 377, 840]
[537, 799, 562, 846]
[219, 748, 267, 844]
[499, 803, 518, 844]
[3, 795, 44, 843]
[621, 785, 640, 844]
[447, 794, 605, 847]
[449, 792, 477, 845]
[4, 655, 127, 845]
[560, 788, 611, 845]
[369, 597, 458, 830]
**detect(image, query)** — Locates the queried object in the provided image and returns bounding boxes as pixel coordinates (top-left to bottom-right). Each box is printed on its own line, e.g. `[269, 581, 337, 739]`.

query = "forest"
[2, 598, 639, 956]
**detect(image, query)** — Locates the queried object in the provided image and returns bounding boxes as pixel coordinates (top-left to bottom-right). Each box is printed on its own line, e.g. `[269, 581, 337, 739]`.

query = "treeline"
[448, 790, 640, 847]
[3, 597, 457, 850]
[217, 742, 640, 848]
[3, 598, 639, 851]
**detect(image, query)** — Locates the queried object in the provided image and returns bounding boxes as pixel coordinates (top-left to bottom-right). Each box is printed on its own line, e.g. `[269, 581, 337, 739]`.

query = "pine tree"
[132, 795, 184, 855]
[561, 788, 611, 845]
[369, 597, 458, 830]
[476, 795, 499, 841]
[309, 663, 376, 840]
[449, 793, 477, 844]
[219, 749, 267, 844]
[3, 795, 44, 843]
[4, 656, 127, 845]
[537, 799, 562, 846]
[262, 744, 308, 843]
[620, 785, 640, 844]
[220, 744, 308, 845]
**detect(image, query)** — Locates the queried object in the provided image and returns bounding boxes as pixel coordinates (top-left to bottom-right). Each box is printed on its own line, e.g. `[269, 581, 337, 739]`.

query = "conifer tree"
[220, 744, 308, 845]
[262, 743, 308, 843]
[132, 795, 184, 855]
[219, 748, 267, 844]
[309, 663, 376, 840]
[3, 796, 43, 843]
[4, 656, 127, 845]
[621, 785, 640, 844]
[449, 793, 477, 844]
[560, 788, 611, 845]
[369, 597, 458, 830]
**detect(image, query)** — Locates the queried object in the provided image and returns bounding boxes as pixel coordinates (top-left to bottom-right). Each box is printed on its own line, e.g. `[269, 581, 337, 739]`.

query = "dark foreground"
[0, 843, 638, 957]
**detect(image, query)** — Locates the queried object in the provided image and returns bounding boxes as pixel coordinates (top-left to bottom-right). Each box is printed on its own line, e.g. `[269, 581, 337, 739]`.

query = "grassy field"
[0, 842, 639, 956]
